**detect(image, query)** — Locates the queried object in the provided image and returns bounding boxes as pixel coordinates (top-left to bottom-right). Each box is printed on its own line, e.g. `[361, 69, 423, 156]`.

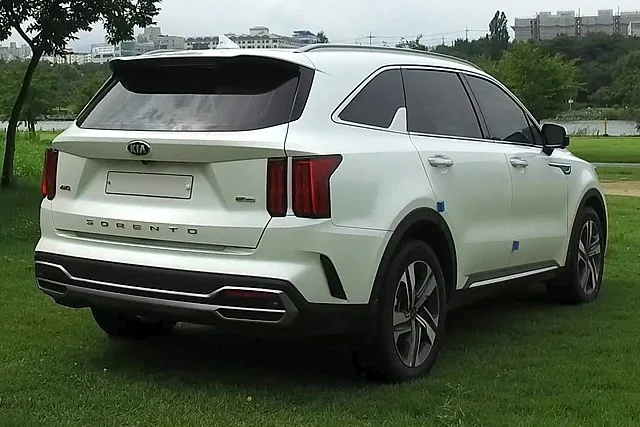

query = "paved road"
[593, 162, 640, 168]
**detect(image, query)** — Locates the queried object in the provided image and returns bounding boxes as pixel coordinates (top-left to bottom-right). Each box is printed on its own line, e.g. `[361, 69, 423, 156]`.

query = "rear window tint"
[338, 69, 405, 128]
[77, 57, 313, 132]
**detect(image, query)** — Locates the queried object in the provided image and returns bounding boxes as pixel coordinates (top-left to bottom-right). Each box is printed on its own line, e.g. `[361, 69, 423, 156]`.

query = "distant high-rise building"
[0, 41, 32, 60]
[137, 26, 185, 50]
[513, 9, 640, 41]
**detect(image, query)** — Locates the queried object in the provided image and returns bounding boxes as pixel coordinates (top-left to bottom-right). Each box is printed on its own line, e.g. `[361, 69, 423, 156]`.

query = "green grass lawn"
[596, 167, 640, 182]
[2, 134, 640, 426]
[570, 137, 640, 164]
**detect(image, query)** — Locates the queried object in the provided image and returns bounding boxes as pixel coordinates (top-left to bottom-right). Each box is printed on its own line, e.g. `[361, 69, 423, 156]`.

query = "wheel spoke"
[589, 234, 601, 257]
[411, 320, 422, 367]
[416, 313, 437, 344]
[402, 263, 417, 307]
[393, 311, 409, 327]
[587, 256, 599, 291]
[414, 267, 435, 310]
[405, 319, 418, 366]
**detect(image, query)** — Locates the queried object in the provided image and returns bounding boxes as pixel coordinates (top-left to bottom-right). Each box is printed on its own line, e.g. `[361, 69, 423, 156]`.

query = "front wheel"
[547, 206, 605, 304]
[357, 239, 447, 382]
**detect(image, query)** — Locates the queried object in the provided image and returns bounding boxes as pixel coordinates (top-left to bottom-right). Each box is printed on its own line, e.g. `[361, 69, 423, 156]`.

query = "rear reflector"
[41, 148, 59, 200]
[266, 157, 287, 217]
[292, 155, 342, 218]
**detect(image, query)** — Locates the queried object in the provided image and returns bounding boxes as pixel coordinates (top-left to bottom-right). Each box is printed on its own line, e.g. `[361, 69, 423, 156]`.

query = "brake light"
[292, 155, 342, 218]
[41, 148, 59, 200]
[266, 157, 287, 217]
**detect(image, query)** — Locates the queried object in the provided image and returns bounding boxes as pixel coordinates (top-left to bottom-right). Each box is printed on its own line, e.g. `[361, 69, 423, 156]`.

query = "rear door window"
[77, 57, 314, 132]
[402, 69, 483, 139]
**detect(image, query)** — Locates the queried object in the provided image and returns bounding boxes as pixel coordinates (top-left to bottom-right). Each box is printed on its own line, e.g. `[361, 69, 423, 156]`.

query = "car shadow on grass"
[84, 282, 564, 388]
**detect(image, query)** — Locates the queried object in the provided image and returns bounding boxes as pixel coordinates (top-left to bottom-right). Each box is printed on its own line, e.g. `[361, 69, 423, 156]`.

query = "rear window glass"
[77, 57, 313, 132]
[338, 69, 405, 129]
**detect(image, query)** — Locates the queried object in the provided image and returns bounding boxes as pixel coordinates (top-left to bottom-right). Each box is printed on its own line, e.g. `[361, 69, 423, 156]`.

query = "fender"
[368, 207, 457, 307]
[572, 187, 608, 254]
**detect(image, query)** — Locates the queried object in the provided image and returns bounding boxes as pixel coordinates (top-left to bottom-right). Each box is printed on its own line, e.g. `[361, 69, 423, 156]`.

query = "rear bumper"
[34, 252, 375, 339]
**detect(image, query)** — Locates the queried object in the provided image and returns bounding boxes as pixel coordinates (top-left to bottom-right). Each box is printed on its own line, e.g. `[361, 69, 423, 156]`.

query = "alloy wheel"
[393, 260, 440, 368]
[577, 219, 602, 295]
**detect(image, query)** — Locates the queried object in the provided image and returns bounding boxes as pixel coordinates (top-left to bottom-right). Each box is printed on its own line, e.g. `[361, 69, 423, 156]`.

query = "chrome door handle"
[428, 156, 454, 168]
[509, 157, 529, 168]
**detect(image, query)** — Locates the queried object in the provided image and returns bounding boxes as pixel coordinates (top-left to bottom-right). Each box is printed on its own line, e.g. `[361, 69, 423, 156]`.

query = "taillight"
[266, 157, 287, 217]
[292, 155, 342, 218]
[41, 148, 59, 200]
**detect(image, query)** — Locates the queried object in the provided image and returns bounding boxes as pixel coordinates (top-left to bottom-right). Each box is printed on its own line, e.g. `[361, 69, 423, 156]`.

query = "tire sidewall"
[374, 239, 447, 382]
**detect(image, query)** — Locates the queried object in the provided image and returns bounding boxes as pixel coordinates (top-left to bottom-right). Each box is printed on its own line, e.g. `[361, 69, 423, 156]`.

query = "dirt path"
[601, 181, 640, 197]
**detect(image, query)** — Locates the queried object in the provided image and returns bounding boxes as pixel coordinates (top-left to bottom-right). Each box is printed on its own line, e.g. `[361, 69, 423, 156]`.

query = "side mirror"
[542, 123, 570, 154]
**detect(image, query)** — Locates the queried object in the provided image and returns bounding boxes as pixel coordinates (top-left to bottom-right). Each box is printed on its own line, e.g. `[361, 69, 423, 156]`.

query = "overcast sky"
[5, 0, 640, 51]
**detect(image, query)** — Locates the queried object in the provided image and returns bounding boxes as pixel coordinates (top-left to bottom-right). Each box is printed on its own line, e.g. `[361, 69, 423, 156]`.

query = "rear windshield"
[77, 56, 314, 132]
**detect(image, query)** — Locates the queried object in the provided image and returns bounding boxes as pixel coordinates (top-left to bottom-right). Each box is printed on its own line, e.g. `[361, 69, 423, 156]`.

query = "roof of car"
[110, 43, 483, 75]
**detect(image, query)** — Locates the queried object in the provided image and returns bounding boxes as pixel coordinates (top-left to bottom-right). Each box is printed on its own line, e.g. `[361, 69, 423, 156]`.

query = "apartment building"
[513, 9, 640, 41]
[186, 26, 319, 50]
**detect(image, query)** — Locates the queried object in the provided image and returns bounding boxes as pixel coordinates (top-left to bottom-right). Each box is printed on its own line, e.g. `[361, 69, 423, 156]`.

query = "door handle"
[509, 157, 529, 168]
[428, 156, 454, 168]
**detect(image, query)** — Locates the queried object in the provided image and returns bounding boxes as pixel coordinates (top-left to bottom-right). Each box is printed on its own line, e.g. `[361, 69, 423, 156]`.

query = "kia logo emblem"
[127, 140, 151, 156]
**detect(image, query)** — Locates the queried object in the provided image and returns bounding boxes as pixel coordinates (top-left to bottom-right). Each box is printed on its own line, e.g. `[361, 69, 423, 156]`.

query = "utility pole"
[465, 27, 469, 41]
[368, 32, 374, 45]
[442, 35, 445, 45]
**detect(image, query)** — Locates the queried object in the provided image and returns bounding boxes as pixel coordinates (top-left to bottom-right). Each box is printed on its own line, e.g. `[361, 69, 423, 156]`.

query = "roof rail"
[297, 43, 482, 71]
[139, 49, 186, 56]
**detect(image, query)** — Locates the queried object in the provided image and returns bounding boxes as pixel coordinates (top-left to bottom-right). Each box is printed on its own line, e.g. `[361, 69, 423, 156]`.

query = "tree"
[609, 51, 640, 107]
[396, 35, 429, 51]
[495, 41, 579, 120]
[0, 0, 162, 188]
[488, 11, 509, 60]
[489, 11, 509, 43]
[317, 31, 329, 44]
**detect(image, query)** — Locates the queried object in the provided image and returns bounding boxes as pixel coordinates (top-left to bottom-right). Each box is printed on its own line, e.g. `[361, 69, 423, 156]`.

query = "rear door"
[50, 55, 315, 249]
[402, 67, 514, 284]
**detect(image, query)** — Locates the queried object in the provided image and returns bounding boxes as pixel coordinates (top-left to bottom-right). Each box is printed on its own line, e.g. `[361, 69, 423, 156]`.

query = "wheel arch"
[368, 208, 457, 307]
[574, 187, 608, 253]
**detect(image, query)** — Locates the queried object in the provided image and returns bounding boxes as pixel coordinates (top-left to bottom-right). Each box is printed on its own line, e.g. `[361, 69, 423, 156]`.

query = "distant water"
[545, 120, 639, 137]
[0, 120, 74, 132]
[2, 119, 638, 137]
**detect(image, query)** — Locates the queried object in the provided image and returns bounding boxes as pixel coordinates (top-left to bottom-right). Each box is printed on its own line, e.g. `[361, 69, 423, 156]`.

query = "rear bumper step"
[34, 252, 373, 337]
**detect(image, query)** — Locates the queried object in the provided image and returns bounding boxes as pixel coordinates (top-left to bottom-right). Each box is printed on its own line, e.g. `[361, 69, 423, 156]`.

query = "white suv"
[35, 44, 607, 382]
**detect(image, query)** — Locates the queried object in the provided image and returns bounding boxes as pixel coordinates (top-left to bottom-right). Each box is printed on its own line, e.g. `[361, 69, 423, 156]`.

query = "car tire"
[547, 206, 605, 304]
[91, 308, 177, 339]
[356, 239, 447, 382]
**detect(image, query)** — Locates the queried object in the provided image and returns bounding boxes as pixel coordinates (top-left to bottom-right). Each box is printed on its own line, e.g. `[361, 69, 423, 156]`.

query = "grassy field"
[596, 167, 640, 182]
[2, 133, 640, 426]
[570, 137, 640, 164]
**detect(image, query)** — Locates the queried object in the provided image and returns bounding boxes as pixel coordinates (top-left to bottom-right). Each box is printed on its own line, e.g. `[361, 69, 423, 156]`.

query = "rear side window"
[403, 69, 482, 139]
[338, 69, 405, 129]
[77, 57, 314, 132]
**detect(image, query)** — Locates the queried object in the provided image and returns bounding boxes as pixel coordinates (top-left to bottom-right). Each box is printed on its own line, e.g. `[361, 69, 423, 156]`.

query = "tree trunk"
[1, 48, 43, 188]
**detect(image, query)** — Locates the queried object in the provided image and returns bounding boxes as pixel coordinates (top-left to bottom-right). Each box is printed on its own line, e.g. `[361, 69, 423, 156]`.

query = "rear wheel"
[91, 308, 176, 339]
[547, 206, 605, 304]
[357, 240, 447, 382]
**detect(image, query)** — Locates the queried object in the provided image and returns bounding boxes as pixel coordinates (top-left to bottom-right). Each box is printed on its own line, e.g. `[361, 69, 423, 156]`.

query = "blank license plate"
[105, 172, 194, 199]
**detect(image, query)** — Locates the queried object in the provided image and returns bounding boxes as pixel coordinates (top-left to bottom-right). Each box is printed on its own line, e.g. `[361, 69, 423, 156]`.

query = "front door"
[464, 74, 569, 269]
[402, 67, 515, 288]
